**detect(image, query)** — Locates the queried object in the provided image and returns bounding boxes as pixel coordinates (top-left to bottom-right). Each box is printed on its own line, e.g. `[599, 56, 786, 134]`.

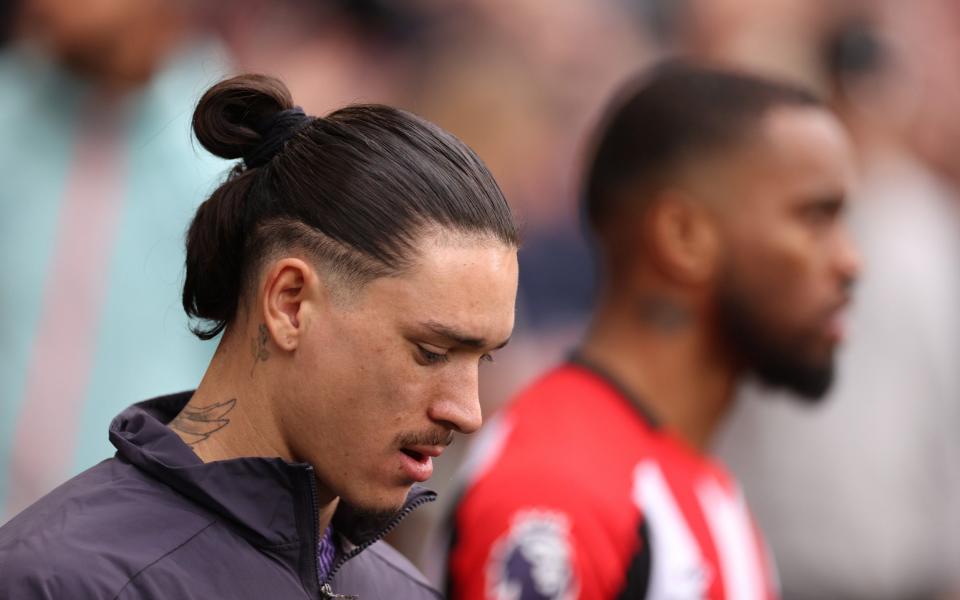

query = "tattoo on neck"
[637, 294, 690, 331]
[170, 398, 237, 446]
[250, 323, 271, 376]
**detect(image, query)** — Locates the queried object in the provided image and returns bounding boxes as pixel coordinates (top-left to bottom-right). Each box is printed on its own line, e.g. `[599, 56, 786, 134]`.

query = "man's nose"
[427, 374, 483, 435]
[834, 227, 863, 287]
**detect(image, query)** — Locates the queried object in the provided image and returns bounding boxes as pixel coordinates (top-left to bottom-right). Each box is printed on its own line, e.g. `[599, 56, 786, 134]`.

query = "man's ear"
[258, 258, 321, 352]
[644, 190, 721, 286]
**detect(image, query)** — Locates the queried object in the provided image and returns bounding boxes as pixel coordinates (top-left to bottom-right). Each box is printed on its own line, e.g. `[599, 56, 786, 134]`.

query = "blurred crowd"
[1, 0, 959, 598]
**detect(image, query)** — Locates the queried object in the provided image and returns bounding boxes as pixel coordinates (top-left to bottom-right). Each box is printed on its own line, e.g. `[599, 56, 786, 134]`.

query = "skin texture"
[172, 229, 518, 533]
[582, 105, 860, 449]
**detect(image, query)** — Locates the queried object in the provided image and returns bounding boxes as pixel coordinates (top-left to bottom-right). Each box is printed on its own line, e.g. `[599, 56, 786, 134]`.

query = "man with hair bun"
[0, 74, 520, 600]
[446, 61, 860, 599]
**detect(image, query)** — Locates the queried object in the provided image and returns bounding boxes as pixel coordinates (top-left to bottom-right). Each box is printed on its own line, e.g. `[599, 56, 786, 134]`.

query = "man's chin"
[339, 487, 409, 520]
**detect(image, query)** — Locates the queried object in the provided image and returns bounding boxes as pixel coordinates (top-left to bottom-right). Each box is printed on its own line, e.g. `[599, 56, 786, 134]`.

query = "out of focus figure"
[0, 0, 228, 520]
[446, 61, 860, 599]
[696, 0, 960, 597]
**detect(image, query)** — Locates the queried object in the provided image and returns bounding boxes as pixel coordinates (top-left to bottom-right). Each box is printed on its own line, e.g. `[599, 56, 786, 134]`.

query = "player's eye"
[800, 197, 844, 227]
[417, 345, 450, 365]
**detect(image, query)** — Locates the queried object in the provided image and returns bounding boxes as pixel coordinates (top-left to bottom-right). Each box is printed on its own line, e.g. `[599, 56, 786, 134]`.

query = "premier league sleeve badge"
[485, 509, 580, 600]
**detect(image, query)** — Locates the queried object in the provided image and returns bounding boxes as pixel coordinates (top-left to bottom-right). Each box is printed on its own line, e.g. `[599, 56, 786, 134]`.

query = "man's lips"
[823, 296, 852, 343]
[395, 429, 453, 483]
[400, 445, 446, 461]
[825, 316, 846, 343]
[398, 446, 446, 483]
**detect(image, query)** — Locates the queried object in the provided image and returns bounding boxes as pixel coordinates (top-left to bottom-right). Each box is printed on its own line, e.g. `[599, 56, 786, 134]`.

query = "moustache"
[394, 429, 455, 449]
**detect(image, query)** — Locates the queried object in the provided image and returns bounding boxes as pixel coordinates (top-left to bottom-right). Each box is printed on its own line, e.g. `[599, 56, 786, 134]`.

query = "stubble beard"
[716, 278, 835, 402]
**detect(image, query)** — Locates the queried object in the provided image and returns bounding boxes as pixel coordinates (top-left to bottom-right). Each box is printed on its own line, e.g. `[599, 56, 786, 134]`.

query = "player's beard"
[334, 491, 407, 531]
[716, 278, 835, 402]
[339, 504, 405, 530]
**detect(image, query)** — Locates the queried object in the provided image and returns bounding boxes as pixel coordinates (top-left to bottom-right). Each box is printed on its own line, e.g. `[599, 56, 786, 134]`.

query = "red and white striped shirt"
[447, 360, 778, 599]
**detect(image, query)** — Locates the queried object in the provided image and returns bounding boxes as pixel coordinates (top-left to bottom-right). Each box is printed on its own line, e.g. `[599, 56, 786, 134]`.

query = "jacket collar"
[109, 392, 436, 552]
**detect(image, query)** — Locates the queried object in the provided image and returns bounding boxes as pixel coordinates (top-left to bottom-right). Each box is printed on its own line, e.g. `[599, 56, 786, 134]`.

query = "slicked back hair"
[183, 74, 518, 339]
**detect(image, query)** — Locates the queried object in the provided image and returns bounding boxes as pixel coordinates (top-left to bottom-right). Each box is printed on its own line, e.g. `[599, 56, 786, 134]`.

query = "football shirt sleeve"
[447, 477, 648, 600]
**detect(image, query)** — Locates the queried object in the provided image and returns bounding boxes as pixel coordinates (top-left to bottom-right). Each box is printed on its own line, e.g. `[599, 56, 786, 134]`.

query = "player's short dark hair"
[184, 74, 518, 340]
[583, 60, 822, 232]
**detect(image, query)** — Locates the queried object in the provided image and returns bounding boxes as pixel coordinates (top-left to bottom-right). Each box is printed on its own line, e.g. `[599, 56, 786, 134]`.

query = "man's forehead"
[361, 243, 518, 342]
[737, 108, 853, 188]
[760, 106, 853, 164]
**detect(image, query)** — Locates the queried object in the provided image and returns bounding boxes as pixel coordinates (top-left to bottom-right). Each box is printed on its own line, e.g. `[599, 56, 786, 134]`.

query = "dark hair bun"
[192, 74, 295, 162]
[184, 73, 517, 340]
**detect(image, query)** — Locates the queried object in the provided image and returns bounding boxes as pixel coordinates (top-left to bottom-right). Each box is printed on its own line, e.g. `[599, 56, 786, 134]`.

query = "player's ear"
[258, 257, 322, 352]
[644, 190, 720, 286]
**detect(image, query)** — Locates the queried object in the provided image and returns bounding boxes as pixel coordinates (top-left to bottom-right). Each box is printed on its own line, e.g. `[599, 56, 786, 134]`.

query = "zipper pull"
[319, 583, 359, 600]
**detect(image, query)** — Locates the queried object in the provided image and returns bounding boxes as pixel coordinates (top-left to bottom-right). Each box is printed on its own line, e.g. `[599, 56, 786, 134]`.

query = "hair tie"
[243, 107, 310, 168]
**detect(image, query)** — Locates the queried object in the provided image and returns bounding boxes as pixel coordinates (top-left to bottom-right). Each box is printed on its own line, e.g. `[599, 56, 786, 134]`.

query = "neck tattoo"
[637, 294, 691, 331]
[169, 398, 238, 446]
[250, 323, 271, 376]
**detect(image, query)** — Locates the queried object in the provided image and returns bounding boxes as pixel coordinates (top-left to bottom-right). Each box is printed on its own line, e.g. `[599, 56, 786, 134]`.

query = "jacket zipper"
[305, 467, 326, 599]
[319, 583, 359, 600]
[322, 493, 435, 585]
[308, 475, 357, 600]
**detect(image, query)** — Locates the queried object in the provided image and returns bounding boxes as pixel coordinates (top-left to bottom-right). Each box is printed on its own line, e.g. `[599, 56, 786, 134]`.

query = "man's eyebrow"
[423, 320, 511, 350]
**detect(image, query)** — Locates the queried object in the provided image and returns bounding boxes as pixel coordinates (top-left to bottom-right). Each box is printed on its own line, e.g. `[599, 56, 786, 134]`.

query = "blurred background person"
[0, 0, 228, 520]
[667, 0, 960, 597]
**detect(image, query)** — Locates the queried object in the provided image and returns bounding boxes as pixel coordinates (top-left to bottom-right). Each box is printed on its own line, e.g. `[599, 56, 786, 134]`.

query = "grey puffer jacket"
[0, 393, 441, 599]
